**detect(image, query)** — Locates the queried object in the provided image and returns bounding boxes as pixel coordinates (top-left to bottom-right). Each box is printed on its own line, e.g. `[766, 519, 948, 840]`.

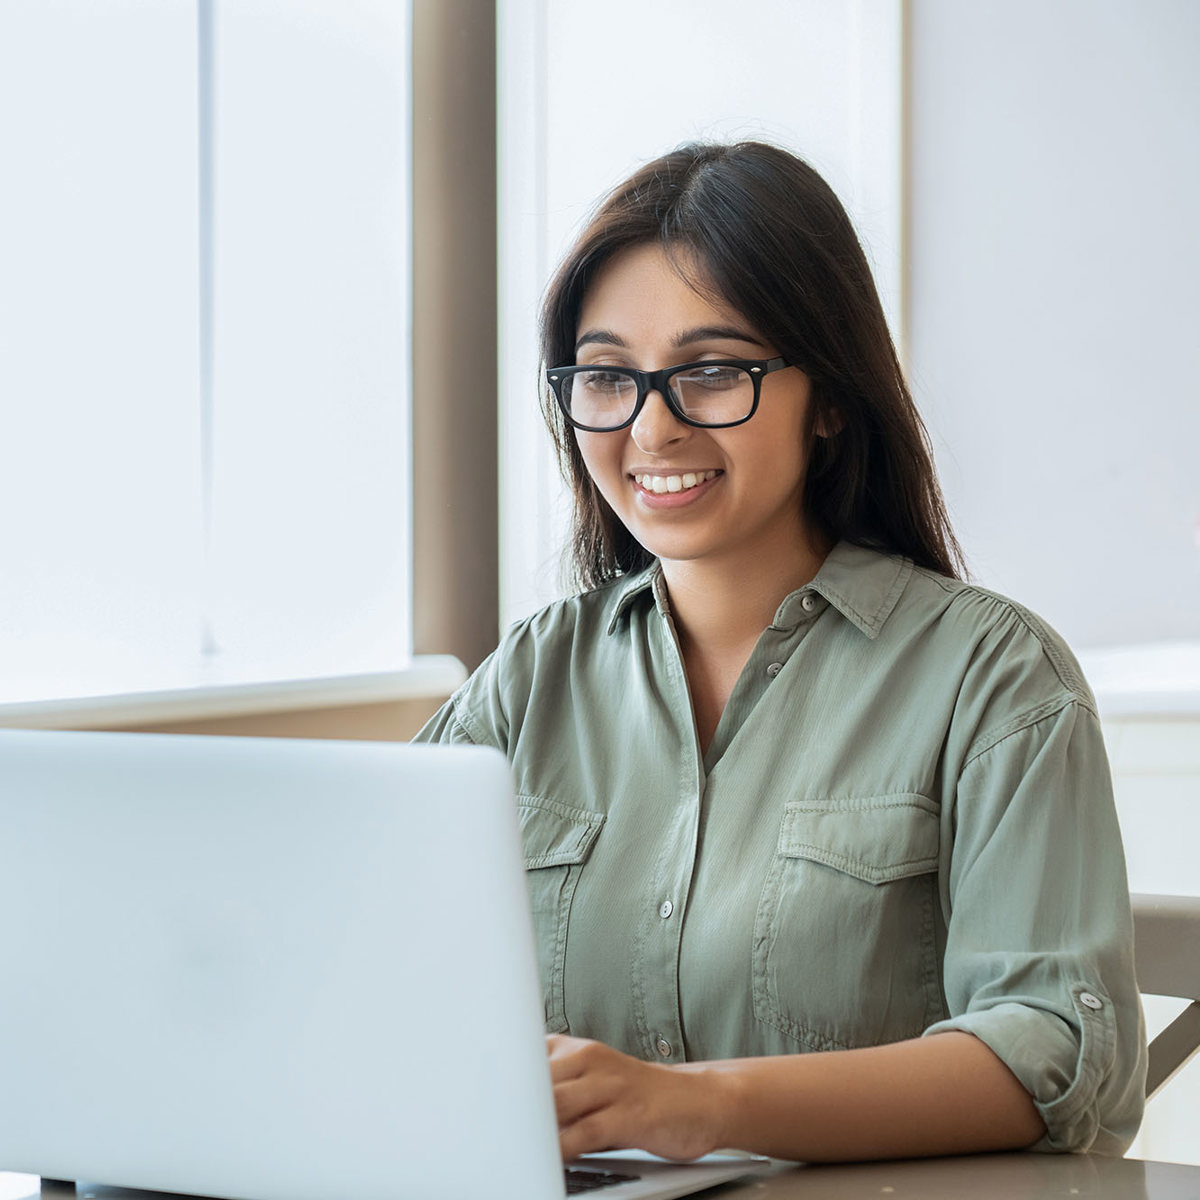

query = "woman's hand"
[546, 1034, 733, 1162]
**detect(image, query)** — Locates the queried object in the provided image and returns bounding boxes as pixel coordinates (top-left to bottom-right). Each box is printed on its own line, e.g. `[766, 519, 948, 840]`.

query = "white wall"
[908, 0, 1200, 650]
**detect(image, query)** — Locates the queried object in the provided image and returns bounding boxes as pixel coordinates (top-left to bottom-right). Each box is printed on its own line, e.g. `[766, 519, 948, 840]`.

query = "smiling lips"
[633, 469, 720, 495]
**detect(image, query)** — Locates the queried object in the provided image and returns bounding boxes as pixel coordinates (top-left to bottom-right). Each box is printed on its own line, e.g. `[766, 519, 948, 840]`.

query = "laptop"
[0, 730, 771, 1200]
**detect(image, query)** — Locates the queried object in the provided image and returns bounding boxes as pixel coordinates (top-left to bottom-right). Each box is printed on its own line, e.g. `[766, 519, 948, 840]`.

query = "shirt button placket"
[647, 612, 702, 1068]
[644, 819, 692, 1064]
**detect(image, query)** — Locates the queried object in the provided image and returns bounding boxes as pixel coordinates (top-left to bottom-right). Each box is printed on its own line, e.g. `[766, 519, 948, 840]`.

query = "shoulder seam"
[950, 584, 1095, 710]
[962, 694, 1087, 769]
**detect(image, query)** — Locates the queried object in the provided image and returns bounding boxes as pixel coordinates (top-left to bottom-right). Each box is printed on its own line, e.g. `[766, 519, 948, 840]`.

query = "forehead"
[576, 243, 752, 342]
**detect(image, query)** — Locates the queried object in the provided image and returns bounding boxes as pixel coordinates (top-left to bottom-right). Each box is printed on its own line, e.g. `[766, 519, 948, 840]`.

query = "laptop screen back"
[0, 731, 563, 1200]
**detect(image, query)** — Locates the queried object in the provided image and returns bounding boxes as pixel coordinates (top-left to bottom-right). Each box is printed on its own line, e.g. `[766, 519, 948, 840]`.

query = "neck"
[660, 532, 832, 657]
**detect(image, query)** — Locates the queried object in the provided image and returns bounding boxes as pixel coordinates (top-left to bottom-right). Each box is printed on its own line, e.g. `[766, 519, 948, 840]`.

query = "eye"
[577, 369, 630, 393]
[679, 364, 744, 390]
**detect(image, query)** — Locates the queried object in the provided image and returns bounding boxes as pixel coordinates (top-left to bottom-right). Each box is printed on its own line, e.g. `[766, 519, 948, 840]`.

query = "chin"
[632, 536, 722, 565]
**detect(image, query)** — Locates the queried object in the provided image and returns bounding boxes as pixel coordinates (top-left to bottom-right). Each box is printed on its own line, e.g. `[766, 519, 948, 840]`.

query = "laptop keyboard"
[564, 1165, 643, 1193]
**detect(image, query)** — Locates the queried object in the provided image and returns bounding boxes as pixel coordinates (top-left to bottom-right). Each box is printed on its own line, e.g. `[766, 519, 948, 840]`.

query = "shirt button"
[1079, 992, 1104, 1011]
[766, 662, 783, 678]
[659, 900, 673, 919]
[656, 1037, 672, 1058]
[801, 594, 818, 613]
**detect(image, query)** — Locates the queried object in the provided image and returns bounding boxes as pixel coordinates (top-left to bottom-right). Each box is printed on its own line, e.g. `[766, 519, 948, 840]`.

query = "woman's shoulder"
[897, 561, 1099, 739]
[821, 544, 1084, 685]
[444, 567, 656, 738]
[498, 566, 657, 657]
[905, 562, 1094, 708]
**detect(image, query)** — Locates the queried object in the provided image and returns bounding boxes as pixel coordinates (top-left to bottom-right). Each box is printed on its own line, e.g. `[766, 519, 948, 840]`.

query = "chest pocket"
[519, 797, 604, 1033]
[752, 794, 943, 1052]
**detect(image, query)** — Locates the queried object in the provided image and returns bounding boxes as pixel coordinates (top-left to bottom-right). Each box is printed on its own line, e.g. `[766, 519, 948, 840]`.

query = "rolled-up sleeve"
[923, 699, 1147, 1153]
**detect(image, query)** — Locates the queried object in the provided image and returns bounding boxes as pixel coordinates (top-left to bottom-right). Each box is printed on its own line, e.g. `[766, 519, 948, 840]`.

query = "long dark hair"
[539, 141, 965, 589]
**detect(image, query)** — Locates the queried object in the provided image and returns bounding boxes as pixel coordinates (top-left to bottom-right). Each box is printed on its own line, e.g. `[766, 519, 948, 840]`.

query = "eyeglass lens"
[563, 365, 755, 429]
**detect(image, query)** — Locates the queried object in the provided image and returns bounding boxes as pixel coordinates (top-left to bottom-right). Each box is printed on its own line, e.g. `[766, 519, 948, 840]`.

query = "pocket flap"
[518, 797, 605, 869]
[777, 794, 939, 884]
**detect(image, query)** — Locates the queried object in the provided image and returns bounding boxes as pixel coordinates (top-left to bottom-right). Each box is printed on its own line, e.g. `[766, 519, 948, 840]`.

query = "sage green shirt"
[415, 541, 1146, 1154]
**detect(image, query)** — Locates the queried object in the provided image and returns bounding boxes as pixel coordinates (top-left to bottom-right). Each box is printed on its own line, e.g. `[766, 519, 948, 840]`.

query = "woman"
[415, 141, 1145, 1162]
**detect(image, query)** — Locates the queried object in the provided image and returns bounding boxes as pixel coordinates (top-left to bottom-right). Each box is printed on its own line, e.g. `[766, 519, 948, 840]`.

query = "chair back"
[1132, 892, 1200, 1100]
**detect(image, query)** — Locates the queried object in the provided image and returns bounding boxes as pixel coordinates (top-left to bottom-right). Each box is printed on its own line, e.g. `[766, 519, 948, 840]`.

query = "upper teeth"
[636, 470, 718, 494]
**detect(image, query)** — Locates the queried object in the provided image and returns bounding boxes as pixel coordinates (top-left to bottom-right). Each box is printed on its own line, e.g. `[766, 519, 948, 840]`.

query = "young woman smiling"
[415, 142, 1145, 1162]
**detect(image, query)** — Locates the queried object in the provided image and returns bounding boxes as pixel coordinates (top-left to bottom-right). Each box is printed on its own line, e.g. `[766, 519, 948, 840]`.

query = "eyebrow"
[574, 324, 765, 354]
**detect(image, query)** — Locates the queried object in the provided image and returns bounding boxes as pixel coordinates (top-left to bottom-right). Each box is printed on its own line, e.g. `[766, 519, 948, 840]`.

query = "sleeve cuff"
[923, 983, 1124, 1153]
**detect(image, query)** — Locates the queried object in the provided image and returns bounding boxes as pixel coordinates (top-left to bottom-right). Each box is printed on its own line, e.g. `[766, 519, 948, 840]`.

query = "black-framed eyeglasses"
[546, 357, 792, 432]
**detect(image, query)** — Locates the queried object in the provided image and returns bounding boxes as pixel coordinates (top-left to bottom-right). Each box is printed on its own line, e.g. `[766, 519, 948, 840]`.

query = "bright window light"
[0, 0, 411, 702]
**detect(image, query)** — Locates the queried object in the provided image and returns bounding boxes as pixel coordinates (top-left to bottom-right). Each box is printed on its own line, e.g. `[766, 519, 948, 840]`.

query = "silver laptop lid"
[0, 730, 564, 1200]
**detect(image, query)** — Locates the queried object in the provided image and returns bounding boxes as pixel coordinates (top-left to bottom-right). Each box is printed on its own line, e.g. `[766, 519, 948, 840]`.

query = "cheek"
[575, 433, 623, 498]
[762, 414, 812, 483]
[725, 419, 807, 477]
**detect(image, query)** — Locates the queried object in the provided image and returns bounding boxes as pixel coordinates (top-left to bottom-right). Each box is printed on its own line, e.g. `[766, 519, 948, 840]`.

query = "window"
[0, 0, 412, 703]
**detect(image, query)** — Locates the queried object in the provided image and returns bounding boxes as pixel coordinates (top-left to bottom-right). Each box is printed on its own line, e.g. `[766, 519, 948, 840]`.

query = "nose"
[630, 388, 689, 454]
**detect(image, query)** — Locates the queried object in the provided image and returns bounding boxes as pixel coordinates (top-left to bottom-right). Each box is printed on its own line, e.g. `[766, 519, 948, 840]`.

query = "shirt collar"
[781, 541, 912, 639]
[604, 542, 912, 639]
[606, 563, 667, 634]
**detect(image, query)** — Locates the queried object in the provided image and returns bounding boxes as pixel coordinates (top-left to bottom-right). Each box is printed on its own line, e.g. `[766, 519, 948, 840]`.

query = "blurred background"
[0, 0, 1196, 1163]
